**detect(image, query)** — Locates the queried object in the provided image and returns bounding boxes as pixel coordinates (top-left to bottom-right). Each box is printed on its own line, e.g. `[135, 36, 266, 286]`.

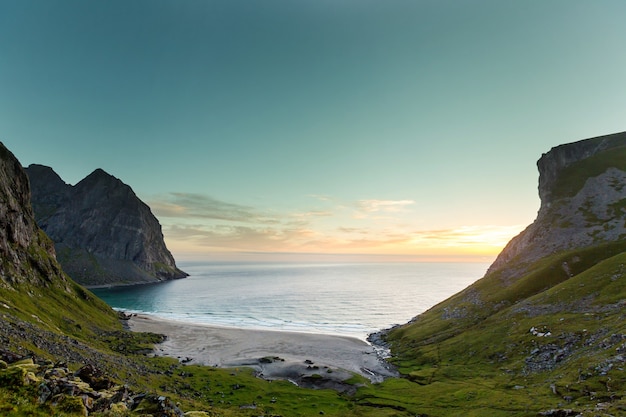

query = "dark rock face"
[0, 144, 67, 288]
[26, 165, 187, 287]
[488, 131, 626, 278]
[537, 131, 626, 206]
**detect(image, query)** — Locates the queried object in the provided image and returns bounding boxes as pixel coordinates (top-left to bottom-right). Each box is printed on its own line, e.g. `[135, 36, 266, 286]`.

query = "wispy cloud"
[352, 199, 416, 220]
[357, 199, 415, 213]
[285, 210, 333, 228]
[150, 192, 523, 260]
[149, 193, 279, 224]
[164, 223, 320, 252]
[408, 225, 525, 248]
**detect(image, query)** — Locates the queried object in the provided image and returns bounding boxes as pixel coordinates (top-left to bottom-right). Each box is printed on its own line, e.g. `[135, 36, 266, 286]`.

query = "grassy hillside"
[1, 278, 381, 417]
[5, 243, 622, 416]
[366, 137, 626, 415]
[362, 243, 625, 415]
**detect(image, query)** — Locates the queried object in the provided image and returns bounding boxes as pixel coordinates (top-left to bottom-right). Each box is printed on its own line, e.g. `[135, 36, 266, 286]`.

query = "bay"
[92, 262, 489, 340]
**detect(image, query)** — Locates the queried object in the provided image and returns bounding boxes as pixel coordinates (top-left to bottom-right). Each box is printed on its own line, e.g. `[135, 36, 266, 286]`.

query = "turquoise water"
[92, 262, 489, 340]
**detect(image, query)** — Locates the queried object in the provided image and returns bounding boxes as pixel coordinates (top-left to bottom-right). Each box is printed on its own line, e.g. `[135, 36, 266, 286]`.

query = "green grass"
[552, 145, 626, 200]
[375, 239, 626, 415]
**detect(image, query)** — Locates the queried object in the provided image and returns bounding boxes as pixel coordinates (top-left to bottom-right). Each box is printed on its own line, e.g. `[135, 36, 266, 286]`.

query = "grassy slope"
[364, 148, 626, 415]
[1, 269, 387, 416]
[367, 244, 626, 416]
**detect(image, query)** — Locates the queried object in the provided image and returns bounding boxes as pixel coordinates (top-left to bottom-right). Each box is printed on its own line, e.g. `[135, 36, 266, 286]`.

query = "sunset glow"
[3, 1, 626, 263]
[152, 193, 526, 262]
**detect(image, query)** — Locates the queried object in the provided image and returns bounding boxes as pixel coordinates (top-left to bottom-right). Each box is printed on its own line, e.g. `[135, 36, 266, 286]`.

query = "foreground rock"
[0, 350, 188, 417]
[26, 164, 187, 287]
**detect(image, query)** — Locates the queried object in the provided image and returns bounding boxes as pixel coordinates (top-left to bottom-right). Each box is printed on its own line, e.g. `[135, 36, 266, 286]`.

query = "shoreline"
[126, 313, 398, 387]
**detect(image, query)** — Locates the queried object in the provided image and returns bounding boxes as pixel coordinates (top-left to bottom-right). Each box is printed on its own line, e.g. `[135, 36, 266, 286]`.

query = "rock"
[0, 346, 194, 416]
[0, 143, 66, 289]
[25, 164, 187, 286]
[134, 394, 185, 417]
[488, 131, 626, 279]
[0, 366, 28, 386]
[38, 381, 52, 403]
[75, 364, 114, 390]
[538, 409, 579, 416]
[109, 402, 128, 415]
[0, 349, 25, 364]
[56, 394, 88, 416]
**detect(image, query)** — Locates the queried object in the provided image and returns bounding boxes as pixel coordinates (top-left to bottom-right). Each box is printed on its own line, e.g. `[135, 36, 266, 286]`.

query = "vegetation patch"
[552, 146, 626, 200]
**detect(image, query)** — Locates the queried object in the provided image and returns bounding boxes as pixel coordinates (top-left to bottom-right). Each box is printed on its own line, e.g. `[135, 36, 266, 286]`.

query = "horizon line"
[172, 251, 497, 264]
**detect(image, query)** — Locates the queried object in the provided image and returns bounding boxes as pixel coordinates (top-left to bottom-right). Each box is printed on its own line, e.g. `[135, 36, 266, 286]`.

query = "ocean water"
[92, 262, 489, 341]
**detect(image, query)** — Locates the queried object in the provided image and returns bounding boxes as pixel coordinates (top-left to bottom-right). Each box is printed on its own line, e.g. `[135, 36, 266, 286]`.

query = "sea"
[92, 262, 490, 341]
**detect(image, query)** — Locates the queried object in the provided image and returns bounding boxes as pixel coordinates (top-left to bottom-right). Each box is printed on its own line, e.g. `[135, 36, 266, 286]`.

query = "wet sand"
[127, 314, 397, 385]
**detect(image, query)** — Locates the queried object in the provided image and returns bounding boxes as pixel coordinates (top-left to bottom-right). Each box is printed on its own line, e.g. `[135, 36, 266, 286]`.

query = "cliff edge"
[384, 132, 626, 415]
[26, 165, 187, 287]
[488, 131, 626, 279]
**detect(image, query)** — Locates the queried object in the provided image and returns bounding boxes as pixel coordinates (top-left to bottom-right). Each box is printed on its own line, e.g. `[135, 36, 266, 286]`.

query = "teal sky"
[2, 0, 626, 262]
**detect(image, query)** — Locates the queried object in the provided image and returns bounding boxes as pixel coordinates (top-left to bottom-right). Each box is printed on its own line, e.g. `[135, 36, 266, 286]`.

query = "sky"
[2, 0, 626, 263]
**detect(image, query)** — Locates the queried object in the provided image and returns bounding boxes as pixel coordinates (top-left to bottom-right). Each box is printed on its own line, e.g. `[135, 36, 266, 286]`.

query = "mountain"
[0, 142, 213, 417]
[0, 147, 66, 289]
[488, 131, 626, 279]
[25, 165, 187, 287]
[0, 141, 122, 364]
[368, 132, 626, 415]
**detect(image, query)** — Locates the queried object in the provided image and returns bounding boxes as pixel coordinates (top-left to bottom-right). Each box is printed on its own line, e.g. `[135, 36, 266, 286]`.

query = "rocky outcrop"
[0, 144, 67, 289]
[488, 131, 626, 278]
[26, 165, 187, 287]
[537, 131, 626, 206]
[0, 351, 186, 417]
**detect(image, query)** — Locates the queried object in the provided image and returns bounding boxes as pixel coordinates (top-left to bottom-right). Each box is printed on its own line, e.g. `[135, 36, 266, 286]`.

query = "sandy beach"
[127, 314, 397, 387]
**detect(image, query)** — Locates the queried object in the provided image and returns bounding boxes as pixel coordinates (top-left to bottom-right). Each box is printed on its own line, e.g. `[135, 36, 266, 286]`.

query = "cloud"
[408, 225, 525, 247]
[164, 223, 320, 252]
[357, 199, 415, 213]
[337, 227, 369, 234]
[308, 194, 333, 202]
[152, 191, 524, 259]
[290, 210, 334, 220]
[149, 193, 280, 224]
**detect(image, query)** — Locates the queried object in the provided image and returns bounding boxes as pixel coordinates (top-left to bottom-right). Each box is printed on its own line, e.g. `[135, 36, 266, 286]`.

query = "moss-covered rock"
[56, 394, 88, 416]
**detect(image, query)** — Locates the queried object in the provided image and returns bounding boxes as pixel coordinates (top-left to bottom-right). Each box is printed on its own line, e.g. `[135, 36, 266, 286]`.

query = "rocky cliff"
[0, 140, 120, 346]
[26, 165, 187, 287]
[384, 132, 626, 416]
[487, 131, 626, 279]
[0, 145, 68, 289]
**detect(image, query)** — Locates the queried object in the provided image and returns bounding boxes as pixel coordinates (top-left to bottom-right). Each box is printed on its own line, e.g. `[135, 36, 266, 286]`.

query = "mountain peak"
[86, 167, 113, 179]
[26, 165, 187, 286]
[26, 164, 65, 182]
[78, 168, 124, 188]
